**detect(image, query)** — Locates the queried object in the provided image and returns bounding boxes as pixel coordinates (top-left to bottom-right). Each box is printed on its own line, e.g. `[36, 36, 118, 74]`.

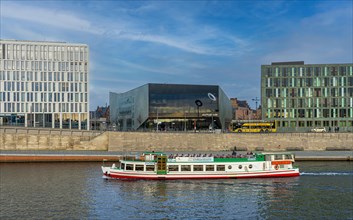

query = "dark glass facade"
[110, 83, 233, 131]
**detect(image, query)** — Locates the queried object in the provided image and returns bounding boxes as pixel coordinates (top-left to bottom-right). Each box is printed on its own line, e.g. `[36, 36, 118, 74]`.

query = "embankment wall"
[107, 132, 353, 152]
[0, 128, 107, 151]
[1, 128, 352, 151]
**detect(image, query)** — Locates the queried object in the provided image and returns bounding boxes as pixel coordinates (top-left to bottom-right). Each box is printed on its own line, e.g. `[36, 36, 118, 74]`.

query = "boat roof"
[260, 152, 294, 155]
[143, 151, 165, 155]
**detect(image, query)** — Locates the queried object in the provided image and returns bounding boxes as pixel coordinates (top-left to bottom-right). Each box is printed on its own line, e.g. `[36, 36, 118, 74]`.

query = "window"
[168, 165, 178, 172]
[216, 165, 225, 171]
[285, 155, 292, 160]
[181, 165, 191, 171]
[274, 155, 282, 160]
[125, 164, 133, 170]
[135, 164, 144, 171]
[146, 165, 155, 171]
[193, 165, 203, 172]
[206, 165, 214, 171]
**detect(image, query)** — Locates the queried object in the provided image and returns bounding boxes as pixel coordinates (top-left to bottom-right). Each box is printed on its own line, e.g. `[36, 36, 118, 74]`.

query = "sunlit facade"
[110, 83, 233, 131]
[261, 61, 353, 132]
[0, 39, 89, 130]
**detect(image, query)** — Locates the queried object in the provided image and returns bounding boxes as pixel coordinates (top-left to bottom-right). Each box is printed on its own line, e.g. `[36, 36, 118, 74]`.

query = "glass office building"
[0, 40, 89, 130]
[261, 61, 353, 132]
[110, 83, 233, 131]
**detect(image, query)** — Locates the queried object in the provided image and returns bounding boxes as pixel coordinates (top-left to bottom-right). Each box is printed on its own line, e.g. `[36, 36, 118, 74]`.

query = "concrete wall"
[1, 128, 352, 151]
[0, 128, 108, 151]
[108, 132, 353, 152]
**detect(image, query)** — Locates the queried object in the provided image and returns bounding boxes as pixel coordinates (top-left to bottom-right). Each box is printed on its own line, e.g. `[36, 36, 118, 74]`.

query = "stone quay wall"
[0, 127, 107, 151]
[108, 132, 353, 152]
[1, 128, 352, 152]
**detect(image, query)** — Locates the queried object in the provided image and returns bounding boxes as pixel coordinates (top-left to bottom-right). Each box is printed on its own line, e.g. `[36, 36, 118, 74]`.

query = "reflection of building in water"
[0, 39, 90, 130]
[109, 83, 233, 131]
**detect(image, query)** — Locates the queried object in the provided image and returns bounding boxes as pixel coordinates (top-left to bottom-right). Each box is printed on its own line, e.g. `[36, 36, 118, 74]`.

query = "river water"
[0, 161, 352, 220]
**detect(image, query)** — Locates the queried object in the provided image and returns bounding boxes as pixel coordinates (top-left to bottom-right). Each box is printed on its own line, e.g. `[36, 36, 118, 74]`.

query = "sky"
[1, 0, 352, 110]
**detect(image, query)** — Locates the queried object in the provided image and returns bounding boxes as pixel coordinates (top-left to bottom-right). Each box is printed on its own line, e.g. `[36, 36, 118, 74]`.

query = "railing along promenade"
[0, 126, 102, 137]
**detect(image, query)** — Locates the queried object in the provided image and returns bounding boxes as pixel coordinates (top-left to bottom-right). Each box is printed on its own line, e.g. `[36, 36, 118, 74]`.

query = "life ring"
[274, 165, 279, 170]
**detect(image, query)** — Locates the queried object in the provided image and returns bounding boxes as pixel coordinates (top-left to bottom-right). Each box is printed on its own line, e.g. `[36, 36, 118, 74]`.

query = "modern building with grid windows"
[0, 39, 89, 130]
[261, 61, 353, 132]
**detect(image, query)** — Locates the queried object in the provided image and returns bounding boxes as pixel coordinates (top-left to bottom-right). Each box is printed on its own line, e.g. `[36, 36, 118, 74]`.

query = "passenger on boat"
[232, 150, 237, 156]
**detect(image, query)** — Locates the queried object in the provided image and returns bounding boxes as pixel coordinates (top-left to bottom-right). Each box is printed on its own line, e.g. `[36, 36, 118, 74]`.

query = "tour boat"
[101, 151, 300, 180]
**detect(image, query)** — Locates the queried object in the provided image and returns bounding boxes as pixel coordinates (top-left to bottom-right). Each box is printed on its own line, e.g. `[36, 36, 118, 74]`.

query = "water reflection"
[96, 177, 302, 219]
[0, 163, 92, 220]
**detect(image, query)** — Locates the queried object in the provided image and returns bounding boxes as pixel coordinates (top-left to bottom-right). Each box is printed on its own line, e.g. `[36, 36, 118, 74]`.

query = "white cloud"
[1, 2, 250, 56]
[1, 2, 99, 34]
[103, 29, 246, 56]
[261, 6, 352, 64]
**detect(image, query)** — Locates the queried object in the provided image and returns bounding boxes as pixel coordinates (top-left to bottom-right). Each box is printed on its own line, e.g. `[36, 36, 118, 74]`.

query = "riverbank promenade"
[0, 150, 352, 162]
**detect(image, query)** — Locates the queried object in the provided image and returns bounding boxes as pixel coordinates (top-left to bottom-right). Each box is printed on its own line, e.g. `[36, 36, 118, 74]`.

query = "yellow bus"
[232, 121, 277, 133]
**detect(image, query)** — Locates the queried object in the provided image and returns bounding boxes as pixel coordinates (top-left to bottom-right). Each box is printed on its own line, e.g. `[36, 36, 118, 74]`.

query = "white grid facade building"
[0, 39, 89, 130]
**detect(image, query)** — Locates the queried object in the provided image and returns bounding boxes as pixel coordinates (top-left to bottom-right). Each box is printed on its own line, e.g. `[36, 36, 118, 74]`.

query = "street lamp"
[252, 97, 260, 110]
[252, 97, 260, 119]
[195, 100, 203, 130]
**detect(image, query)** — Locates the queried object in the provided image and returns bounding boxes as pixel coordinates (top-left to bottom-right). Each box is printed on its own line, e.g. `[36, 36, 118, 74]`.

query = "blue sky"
[1, 0, 352, 110]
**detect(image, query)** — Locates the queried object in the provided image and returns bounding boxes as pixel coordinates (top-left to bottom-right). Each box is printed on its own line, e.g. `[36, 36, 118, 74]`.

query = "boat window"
[121, 163, 125, 169]
[217, 165, 225, 171]
[206, 165, 214, 171]
[265, 155, 271, 161]
[168, 165, 179, 172]
[228, 165, 232, 169]
[146, 165, 155, 171]
[285, 154, 292, 160]
[238, 165, 242, 169]
[135, 164, 144, 171]
[126, 164, 133, 170]
[193, 165, 203, 172]
[181, 165, 191, 171]
[274, 155, 283, 160]
[249, 164, 253, 169]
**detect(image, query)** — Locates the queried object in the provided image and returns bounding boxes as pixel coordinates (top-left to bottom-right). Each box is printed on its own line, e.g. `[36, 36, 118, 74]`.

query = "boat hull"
[102, 167, 300, 180]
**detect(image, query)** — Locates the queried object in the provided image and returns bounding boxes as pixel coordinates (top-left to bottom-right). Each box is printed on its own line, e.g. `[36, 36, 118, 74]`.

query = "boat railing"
[121, 152, 257, 162]
[167, 153, 256, 159]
